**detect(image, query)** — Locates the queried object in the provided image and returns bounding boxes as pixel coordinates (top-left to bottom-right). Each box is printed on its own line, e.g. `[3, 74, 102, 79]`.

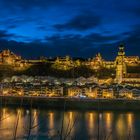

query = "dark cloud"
[54, 13, 101, 31]
[122, 25, 140, 56]
[0, 30, 15, 39]
[0, 33, 118, 59]
[0, 29, 33, 42]
[0, 39, 48, 59]
[7, 25, 18, 29]
[45, 33, 121, 58]
[46, 34, 92, 57]
[37, 26, 48, 31]
[85, 33, 121, 43]
[0, 17, 36, 29]
[134, 8, 140, 16]
[1, 0, 64, 11]
[0, 27, 140, 60]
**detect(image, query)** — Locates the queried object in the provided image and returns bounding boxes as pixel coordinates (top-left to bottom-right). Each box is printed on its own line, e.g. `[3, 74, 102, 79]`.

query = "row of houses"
[67, 86, 136, 99]
[1, 84, 139, 99]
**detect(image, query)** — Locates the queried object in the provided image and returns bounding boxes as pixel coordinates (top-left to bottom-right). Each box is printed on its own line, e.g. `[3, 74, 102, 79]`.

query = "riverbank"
[1, 95, 140, 110]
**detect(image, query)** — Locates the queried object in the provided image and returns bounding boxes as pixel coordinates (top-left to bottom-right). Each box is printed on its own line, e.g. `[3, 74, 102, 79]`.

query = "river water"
[0, 107, 140, 140]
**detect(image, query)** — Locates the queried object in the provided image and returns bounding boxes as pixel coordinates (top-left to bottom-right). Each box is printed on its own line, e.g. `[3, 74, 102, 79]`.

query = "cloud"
[1, 0, 64, 11]
[0, 25, 140, 60]
[45, 33, 122, 58]
[85, 33, 121, 44]
[0, 16, 37, 30]
[0, 32, 118, 59]
[0, 39, 48, 59]
[121, 25, 140, 55]
[54, 12, 101, 31]
[0, 30, 15, 39]
[134, 8, 140, 16]
[0, 29, 33, 42]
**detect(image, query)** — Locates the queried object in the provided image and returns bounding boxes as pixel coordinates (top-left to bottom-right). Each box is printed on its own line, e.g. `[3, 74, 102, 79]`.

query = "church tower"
[115, 44, 127, 83]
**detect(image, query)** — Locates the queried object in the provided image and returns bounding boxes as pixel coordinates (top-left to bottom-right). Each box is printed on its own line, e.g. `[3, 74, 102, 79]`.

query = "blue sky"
[0, 0, 140, 59]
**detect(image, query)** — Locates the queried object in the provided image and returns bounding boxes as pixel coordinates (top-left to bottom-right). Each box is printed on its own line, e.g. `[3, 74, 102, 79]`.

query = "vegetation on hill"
[0, 65, 15, 80]
[0, 62, 116, 79]
[17, 63, 115, 78]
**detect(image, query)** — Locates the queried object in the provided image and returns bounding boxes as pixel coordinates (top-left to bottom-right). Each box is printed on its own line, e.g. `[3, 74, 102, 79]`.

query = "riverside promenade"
[0, 95, 140, 110]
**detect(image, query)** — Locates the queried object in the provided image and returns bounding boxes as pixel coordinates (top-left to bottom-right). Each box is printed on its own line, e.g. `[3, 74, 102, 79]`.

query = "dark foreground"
[1, 95, 140, 110]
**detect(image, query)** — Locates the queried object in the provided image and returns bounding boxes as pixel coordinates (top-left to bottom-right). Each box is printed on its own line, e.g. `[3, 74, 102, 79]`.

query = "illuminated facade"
[0, 49, 27, 68]
[119, 88, 133, 99]
[115, 45, 127, 83]
[67, 86, 82, 96]
[102, 88, 114, 98]
[0, 44, 140, 84]
[87, 53, 104, 70]
[52, 56, 81, 70]
[52, 56, 74, 70]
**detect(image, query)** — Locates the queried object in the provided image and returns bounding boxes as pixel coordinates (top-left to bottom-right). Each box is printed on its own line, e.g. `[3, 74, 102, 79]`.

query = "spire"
[118, 44, 125, 56]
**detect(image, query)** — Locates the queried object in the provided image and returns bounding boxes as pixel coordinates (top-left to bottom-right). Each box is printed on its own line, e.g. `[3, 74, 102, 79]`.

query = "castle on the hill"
[0, 49, 27, 68]
[0, 44, 140, 84]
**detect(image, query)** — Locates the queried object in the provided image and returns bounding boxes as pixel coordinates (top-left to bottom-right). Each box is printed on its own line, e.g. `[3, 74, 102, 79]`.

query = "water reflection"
[62, 111, 76, 139]
[0, 108, 139, 140]
[89, 113, 94, 129]
[127, 113, 134, 137]
[127, 113, 133, 129]
[116, 114, 126, 137]
[105, 113, 112, 129]
[86, 112, 96, 140]
[49, 112, 54, 129]
[32, 109, 38, 134]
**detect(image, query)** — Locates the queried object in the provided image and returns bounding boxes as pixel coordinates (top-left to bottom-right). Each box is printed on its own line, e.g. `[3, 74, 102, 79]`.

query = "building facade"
[0, 44, 140, 84]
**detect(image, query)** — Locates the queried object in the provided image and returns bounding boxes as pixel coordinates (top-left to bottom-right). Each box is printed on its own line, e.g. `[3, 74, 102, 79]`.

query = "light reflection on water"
[0, 108, 139, 140]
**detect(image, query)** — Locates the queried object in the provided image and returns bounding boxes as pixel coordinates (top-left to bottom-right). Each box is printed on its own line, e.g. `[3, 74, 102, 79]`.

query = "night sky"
[0, 0, 140, 59]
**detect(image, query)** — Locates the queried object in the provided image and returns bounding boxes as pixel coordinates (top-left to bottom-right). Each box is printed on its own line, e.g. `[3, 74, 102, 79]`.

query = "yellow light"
[105, 112, 112, 130]
[127, 113, 133, 129]
[49, 112, 54, 130]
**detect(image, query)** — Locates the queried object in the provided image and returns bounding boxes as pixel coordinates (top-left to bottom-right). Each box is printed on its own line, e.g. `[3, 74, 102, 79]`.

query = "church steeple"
[118, 44, 125, 56]
[115, 44, 127, 83]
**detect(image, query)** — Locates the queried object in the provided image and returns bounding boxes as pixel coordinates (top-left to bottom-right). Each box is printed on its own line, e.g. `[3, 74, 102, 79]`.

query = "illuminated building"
[115, 45, 127, 83]
[102, 88, 114, 98]
[119, 88, 133, 99]
[67, 86, 82, 96]
[87, 53, 104, 70]
[0, 49, 27, 69]
[124, 56, 140, 65]
[0, 44, 139, 85]
[45, 86, 63, 97]
[52, 56, 75, 70]
[84, 87, 98, 98]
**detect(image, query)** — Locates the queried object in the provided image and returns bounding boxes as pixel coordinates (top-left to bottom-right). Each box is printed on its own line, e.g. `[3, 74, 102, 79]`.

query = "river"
[0, 107, 140, 140]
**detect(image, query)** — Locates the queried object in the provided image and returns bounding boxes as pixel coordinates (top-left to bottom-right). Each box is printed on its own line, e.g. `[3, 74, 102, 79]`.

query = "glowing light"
[127, 113, 134, 130]
[89, 113, 94, 129]
[105, 112, 112, 130]
[49, 112, 54, 129]
[69, 112, 73, 121]
[116, 114, 125, 136]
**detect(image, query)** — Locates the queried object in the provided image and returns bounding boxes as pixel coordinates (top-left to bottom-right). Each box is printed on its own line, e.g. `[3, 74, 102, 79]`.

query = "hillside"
[0, 63, 116, 79]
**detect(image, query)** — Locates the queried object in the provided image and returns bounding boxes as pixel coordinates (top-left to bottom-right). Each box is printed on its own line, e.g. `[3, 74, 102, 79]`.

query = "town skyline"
[0, 43, 140, 60]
